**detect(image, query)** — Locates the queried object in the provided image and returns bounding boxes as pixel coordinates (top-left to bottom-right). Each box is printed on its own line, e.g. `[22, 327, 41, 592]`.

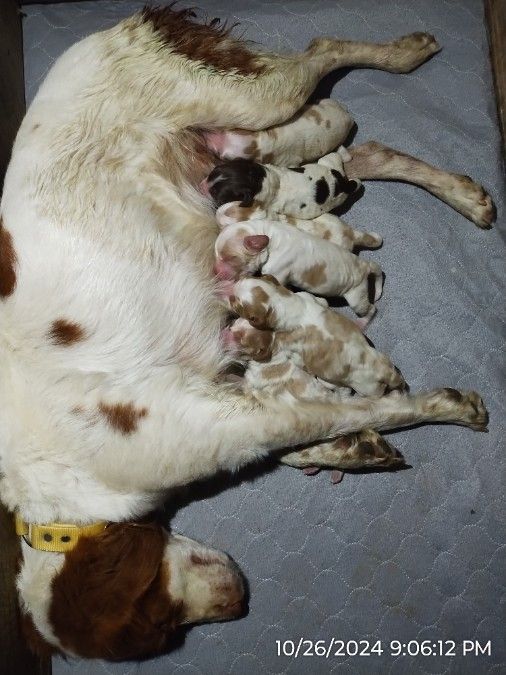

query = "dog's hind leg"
[345, 141, 496, 229]
[137, 8, 440, 132]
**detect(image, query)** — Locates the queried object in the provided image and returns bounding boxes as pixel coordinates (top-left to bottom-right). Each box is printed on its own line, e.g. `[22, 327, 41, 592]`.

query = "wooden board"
[0, 2, 51, 674]
[485, 0, 506, 156]
[0, 0, 25, 189]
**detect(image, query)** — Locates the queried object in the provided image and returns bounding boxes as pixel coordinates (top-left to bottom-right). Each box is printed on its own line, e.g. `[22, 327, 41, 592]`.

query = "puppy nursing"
[217, 204, 383, 252]
[215, 219, 382, 320]
[229, 278, 405, 397]
[205, 150, 360, 219]
[204, 99, 354, 166]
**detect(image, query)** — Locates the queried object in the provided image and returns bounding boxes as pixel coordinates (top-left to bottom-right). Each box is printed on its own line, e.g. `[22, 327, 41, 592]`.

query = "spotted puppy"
[216, 201, 383, 251]
[224, 318, 405, 475]
[204, 99, 354, 166]
[204, 149, 361, 219]
[214, 220, 383, 320]
[229, 277, 406, 397]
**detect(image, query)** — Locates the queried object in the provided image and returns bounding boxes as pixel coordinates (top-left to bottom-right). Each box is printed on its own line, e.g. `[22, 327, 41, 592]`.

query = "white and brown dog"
[223, 317, 406, 479]
[204, 98, 354, 166]
[228, 277, 405, 396]
[204, 149, 361, 219]
[215, 219, 383, 320]
[216, 201, 383, 251]
[0, 5, 492, 662]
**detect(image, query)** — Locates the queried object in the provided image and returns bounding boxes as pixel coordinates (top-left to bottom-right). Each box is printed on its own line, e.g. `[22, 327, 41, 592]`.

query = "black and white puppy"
[203, 149, 361, 219]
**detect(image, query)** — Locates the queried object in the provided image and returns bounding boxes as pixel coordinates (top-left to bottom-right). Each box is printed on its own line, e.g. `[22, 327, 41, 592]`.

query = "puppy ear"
[216, 201, 243, 227]
[261, 274, 280, 286]
[243, 234, 269, 252]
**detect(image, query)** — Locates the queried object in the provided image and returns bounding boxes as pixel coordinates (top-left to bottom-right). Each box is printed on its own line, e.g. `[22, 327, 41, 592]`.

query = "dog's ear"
[261, 274, 280, 286]
[243, 234, 269, 252]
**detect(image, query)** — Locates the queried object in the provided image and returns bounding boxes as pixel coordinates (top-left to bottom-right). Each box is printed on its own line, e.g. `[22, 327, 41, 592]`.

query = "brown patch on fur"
[261, 152, 274, 164]
[322, 229, 332, 240]
[231, 284, 279, 328]
[325, 119, 331, 129]
[141, 6, 266, 77]
[260, 361, 291, 379]
[323, 310, 357, 338]
[301, 262, 328, 288]
[303, 107, 324, 124]
[235, 324, 274, 361]
[32, 123, 41, 131]
[442, 387, 464, 403]
[49, 523, 185, 660]
[0, 218, 17, 297]
[260, 274, 280, 286]
[21, 611, 58, 658]
[190, 552, 213, 566]
[98, 402, 148, 434]
[48, 319, 86, 346]
[226, 203, 261, 222]
[242, 140, 260, 159]
[284, 215, 297, 226]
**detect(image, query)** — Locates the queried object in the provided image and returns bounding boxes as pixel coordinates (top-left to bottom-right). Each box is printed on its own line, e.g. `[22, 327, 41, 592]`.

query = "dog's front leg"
[92, 387, 487, 493]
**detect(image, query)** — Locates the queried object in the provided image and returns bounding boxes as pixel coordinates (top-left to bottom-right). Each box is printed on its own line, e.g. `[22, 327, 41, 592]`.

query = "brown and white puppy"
[216, 202, 383, 251]
[204, 149, 361, 219]
[229, 278, 406, 397]
[224, 318, 406, 475]
[203, 98, 354, 166]
[214, 220, 383, 320]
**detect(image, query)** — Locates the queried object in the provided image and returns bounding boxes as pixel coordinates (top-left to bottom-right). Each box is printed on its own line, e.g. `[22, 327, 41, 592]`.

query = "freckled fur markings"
[49, 319, 86, 346]
[98, 402, 148, 434]
[0, 217, 17, 297]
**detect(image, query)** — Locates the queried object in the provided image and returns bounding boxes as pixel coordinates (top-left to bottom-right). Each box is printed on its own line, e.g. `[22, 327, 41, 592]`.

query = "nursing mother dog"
[0, 5, 492, 661]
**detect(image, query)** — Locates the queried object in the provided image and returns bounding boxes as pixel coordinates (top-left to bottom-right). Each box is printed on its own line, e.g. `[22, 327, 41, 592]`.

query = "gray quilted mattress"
[22, 1, 505, 674]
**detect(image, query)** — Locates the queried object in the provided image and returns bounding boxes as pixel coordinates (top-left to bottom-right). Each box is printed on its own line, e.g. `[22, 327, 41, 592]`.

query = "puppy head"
[229, 278, 281, 329]
[226, 318, 274, 362]
[214, 224, 269, 280]
[206, 159, 267, 207]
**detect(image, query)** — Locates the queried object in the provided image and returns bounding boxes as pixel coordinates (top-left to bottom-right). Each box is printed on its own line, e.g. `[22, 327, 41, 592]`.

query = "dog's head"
[228, 277, 286, 329]
[204, 159, 267, 207]
[223, 318, 274, 362]
[39, 523, 245, 661]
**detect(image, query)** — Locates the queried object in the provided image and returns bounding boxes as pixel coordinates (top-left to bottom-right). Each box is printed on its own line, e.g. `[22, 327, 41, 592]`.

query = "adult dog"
[0, 6, 492, 661]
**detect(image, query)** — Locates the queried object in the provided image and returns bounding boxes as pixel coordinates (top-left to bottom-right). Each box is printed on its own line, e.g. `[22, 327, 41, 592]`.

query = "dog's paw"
[451, 175, 496, 229]
[450, 390, 489, 432]
[424, 388, 489, 431]
[389, 32, 441, 72]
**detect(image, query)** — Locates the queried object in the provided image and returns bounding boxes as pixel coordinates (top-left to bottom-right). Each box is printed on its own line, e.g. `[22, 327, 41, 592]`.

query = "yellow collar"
[15, 513, 108, 553]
